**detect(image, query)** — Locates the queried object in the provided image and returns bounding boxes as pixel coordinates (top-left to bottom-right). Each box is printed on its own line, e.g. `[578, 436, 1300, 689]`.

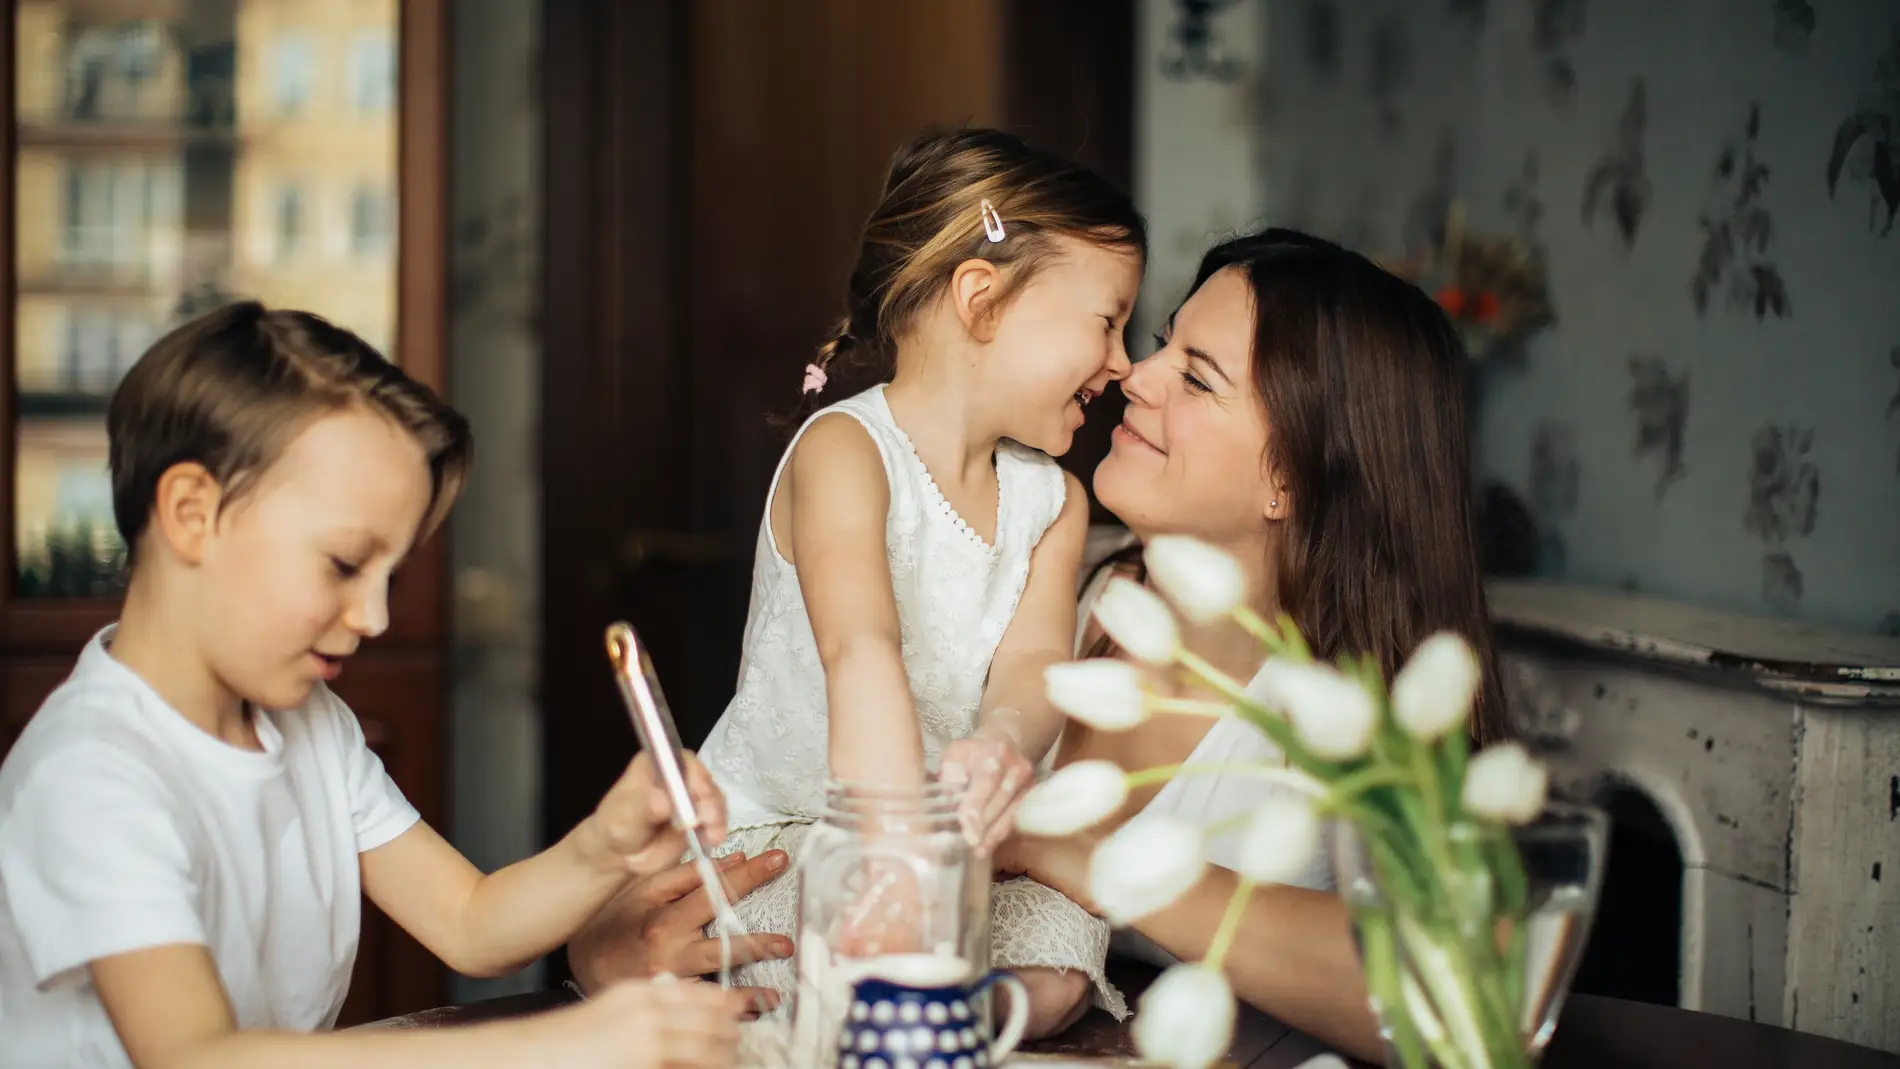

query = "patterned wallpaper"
[1139, 0, 1900, 634]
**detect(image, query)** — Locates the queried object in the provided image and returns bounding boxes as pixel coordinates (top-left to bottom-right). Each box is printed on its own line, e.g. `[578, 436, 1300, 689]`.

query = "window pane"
[12, 0, 400, 597]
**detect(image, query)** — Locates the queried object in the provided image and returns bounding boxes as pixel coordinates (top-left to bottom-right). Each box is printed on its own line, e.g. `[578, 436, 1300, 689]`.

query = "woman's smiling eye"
[1179, 369, 1212, 394]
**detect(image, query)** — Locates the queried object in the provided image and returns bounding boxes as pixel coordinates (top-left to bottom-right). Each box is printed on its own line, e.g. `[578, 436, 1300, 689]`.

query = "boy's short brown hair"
[107, 301, 472, 554]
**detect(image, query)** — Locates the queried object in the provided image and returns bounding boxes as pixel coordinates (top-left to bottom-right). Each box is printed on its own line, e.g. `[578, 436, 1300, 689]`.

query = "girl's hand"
[555, 979, 749, 1068]
[581, 752, 728, 877]
[940, 724, 1035, 858]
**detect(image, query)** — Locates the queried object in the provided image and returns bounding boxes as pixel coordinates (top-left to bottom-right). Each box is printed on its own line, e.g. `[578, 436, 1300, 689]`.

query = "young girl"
[694, 128, 1146, 1037]
[0, 304, 744, 1069]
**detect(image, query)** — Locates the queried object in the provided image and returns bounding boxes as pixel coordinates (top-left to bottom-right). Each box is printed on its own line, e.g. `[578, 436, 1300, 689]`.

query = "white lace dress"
[697, 385, 1125, 1018]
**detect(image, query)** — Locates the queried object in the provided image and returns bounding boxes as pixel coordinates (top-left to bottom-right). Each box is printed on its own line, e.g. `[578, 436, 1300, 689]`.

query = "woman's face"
[1092, 266, 1280, 547]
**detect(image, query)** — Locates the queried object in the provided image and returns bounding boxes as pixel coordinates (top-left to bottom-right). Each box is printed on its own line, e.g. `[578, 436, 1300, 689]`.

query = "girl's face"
[1093, 266, 1280, 547]
[980, 236, 1143, 456]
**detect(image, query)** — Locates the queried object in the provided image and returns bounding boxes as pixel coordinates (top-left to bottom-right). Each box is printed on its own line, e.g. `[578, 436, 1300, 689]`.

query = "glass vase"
[1333, 802, 1608, 1069]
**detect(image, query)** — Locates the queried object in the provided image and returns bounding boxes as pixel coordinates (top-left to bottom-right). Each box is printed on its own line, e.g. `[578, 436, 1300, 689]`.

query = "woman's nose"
[1121, 348, 1169, 407]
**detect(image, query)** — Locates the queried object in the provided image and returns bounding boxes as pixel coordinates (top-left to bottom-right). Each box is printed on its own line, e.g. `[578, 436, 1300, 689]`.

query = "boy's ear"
[948, 257, 1004, 343]
[150, 462, 225, 566]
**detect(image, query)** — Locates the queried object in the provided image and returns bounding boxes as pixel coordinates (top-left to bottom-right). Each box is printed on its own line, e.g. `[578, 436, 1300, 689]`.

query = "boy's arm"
[359, 753, 724, 979]
[91, 943, 747, 1069]
[784, 414, 927, 785]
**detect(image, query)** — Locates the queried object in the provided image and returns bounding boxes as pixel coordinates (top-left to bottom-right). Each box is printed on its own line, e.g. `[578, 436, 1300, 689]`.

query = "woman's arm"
[782, 414, 926, 785]
[90, 944, 745, 1069]
[1136, 864, 1380, 1062]
[1003, 832, 1381, 1062]
[567, 849, 792, 1000]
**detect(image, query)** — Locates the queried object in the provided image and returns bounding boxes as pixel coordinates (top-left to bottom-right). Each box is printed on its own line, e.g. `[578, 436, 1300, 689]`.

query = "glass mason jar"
[789, 780, 992, 1066]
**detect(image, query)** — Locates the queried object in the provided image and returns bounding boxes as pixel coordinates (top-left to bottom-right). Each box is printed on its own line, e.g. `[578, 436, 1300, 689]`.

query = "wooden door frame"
[539, 0, 690, 853]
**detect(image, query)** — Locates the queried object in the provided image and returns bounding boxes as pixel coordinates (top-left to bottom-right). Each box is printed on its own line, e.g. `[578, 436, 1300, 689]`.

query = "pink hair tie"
[801, 363, 828, 395]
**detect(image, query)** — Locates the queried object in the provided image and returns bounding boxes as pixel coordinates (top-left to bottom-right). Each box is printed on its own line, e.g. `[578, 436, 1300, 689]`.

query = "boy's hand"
[580, 752, 728, 877]
[940, 725, 1034, 858]
[553, 979, 749, 1068]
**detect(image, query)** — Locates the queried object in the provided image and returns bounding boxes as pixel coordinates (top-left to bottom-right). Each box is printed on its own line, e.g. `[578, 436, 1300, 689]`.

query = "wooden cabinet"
[2, 0, 449, 1023]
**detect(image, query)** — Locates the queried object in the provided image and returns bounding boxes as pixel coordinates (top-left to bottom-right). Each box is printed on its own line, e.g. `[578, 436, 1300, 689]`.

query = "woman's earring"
[1270, 498, 1280, 510]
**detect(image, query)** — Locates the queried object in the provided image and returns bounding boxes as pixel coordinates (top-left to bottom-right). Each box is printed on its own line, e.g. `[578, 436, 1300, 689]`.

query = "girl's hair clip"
[801, 363, 828, 395]
[979, 199, 1007, 243]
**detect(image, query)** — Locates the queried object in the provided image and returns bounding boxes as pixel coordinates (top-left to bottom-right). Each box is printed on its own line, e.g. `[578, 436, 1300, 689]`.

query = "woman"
[568, 228, 1507, 1061]
[995, 227, 1508, 1060]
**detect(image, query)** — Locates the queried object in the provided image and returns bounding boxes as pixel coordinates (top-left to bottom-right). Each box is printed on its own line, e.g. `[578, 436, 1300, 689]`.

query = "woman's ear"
[1263, 475, 1290, 523]
[150, 461, 225, 566]
[948, 257, 1004, 343]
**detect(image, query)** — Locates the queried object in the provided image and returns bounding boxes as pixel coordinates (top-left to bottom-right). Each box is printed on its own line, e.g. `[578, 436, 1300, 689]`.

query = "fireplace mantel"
[1488, 579, 1900, 1055]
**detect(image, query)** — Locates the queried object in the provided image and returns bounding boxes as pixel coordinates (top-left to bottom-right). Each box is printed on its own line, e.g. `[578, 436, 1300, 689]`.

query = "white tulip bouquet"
[1019, 536, 1557, 1069]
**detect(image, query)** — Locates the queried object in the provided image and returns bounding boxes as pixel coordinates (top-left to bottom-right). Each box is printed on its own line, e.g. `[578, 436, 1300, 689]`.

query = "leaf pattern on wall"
[1582, 79, 1652, 252]
[1628, 354, 1689, 497]
[1887, 345, 1900, 474]
[1530, 0, 1588, 107]
[1742, 424, 1820, 611]
[1693, 104, 1790, 319]
[1302, 0, 1342, 83]
[1744, 424, 1820, 543]
[1762, 551, 1805, 613]
[1825, 22, 1900, 235]
[1772, 0, 1816, 57]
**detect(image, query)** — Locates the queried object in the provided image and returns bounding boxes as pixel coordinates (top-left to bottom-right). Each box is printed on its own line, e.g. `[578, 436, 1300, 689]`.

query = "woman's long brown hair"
[1090, 228, 1508, 745]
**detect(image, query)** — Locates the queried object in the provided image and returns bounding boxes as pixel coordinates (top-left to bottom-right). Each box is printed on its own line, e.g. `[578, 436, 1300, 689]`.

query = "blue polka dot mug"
[836, 954, 1029, 1069]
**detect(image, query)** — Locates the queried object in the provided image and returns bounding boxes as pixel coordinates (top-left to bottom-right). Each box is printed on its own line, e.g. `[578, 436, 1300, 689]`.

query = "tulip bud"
[1461, 742, 1549, 824]
[1015, 760, 1130, 836]
[1145, 535, 1247, 624]
[1131, 963, 1236, 1069]
[1392, 631, 1481, 742]
[1088, 814, 1207, 925]
[1254, 659, 1378, 761]
[1234, 794, 1322, 885]
[1093, 577, 1182, 665]
[1045, 659, 1149, 731]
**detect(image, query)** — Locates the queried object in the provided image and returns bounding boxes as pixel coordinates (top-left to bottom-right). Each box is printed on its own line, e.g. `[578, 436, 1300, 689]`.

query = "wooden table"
[363, 964, 1899, 1068]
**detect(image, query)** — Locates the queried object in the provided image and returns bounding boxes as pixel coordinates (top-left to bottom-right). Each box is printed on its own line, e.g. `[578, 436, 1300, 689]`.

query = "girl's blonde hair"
[799, 127, 1146, 412]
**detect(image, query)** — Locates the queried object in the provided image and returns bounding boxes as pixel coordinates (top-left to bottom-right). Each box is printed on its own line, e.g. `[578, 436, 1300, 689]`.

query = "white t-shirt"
[0, 628, 420, 1068]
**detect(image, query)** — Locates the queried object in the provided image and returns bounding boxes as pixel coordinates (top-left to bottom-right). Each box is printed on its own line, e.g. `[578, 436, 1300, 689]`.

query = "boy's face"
[197, 407, 433, 711]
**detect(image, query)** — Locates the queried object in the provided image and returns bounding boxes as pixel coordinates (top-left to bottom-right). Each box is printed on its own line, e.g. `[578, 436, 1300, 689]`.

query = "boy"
[0, 304, 743, 1068]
